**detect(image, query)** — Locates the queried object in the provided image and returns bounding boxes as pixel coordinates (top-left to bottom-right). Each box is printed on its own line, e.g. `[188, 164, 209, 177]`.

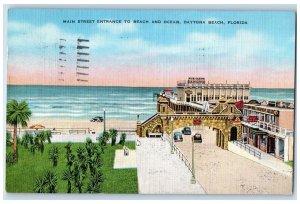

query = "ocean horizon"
[7, 85, 295, 121]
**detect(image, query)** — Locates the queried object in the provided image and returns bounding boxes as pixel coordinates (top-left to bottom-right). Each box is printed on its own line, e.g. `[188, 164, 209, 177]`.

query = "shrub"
[99, 131, 109, 146]
[48, 146, 59, 167]
[109, 129, 118, 146]
[119, 133, 126, 145]
[21, 131, 33, 148]
[6, 152, 14, 166]
[6, 132, 13, 146]
[34, 170, 57, 193]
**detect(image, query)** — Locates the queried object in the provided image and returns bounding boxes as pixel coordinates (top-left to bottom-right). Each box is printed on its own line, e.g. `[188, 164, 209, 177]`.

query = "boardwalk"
[136, 138, 205, 194]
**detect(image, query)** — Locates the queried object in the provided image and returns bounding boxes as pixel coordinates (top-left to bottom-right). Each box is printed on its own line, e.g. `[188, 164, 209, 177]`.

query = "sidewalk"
[136, 137, 206, 194]
[229, 141, 293, 176]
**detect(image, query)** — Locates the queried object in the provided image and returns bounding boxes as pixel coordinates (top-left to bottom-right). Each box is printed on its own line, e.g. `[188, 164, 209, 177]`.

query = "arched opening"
[152, 125, 162, 133]
[186, 94, 191, 102]
[230, 127, 237, 141]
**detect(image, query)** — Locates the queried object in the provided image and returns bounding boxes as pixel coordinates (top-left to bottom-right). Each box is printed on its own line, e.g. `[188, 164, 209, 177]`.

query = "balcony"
[160, 92, 206, 111]
[241, 118, 293, 138]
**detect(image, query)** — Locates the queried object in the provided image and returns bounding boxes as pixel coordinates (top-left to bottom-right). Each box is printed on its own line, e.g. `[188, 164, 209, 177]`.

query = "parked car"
[193, 133, 202, 143]
[182, 127, 192, 135]
[173, 132, 183, 142]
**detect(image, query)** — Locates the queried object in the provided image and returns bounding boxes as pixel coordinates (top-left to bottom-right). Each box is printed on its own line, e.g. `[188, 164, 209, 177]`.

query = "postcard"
[5, 8, 295, 195]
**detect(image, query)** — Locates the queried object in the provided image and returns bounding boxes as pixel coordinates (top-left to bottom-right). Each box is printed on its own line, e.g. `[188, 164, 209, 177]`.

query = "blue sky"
[7, 9, 296, 87]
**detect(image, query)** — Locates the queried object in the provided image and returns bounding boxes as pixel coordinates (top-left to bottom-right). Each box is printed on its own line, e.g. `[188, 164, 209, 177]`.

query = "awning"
[250, 129, 267, 135]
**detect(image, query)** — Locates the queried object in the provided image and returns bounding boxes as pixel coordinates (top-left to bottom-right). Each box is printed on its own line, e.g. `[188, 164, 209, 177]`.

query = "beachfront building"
[137, 89, 243, 150]
[241, 100, 294, 162]
[176, 77, 250, 103]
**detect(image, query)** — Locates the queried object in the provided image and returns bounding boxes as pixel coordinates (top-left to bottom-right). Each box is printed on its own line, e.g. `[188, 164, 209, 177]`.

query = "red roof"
[235, 100, 244, 110]
[163, 89, 173, 92]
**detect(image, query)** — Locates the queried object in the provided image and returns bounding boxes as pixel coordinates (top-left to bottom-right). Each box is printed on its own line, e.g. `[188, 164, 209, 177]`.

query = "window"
[261, 136, 266, 145]
[192, 95, 196, 101]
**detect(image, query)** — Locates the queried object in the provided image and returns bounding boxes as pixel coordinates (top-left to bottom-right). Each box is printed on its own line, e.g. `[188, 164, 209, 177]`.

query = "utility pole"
[191, 136, 196, 184]
[171, 117, 174, 154]
[103, 109, 106, 134]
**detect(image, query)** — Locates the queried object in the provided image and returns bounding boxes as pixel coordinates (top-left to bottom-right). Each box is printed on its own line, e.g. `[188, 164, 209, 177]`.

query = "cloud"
[7, 20, 294, 87]
[8, 21, 83, 50]
[186, 29, 271, 57]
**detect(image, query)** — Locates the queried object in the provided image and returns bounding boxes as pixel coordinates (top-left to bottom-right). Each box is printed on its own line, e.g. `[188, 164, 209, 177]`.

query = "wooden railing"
[233, 140, 261, 159]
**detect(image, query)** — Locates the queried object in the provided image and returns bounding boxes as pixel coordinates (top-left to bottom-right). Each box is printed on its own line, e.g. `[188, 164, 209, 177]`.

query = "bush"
[34, 170, 58, 193]
[21, 131, 33, 148]
[6, 152, 14, 166]
[119, 133, 126, 145]
[99, 132, 109, 146]
[6, 132, 13, 146]
[109, 129, 118, 146]
[48, 146, 59, 167]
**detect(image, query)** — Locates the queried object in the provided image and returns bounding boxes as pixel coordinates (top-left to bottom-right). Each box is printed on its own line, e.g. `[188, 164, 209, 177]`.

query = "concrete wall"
[177, 88, 185, 101]
[228, 142, 261, 163]
[278, 110, 294, 130]
[288, 136, 294, 161]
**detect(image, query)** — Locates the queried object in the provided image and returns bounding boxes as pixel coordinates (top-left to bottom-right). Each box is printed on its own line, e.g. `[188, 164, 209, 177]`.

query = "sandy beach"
[174, 126, 293, 194]
[7, 118, 137, 135]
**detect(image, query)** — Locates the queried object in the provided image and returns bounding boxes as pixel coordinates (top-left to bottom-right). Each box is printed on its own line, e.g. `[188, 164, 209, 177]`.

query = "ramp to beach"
[136, 138, 205, 194]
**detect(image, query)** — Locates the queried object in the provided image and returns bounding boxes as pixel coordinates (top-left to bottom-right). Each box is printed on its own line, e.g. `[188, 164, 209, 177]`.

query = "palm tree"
[86, 180, 100, 193]
[100, 131, 109, 146]
[85, 138, 93, 156]
[86, 169, 103, 193]
[34, 133, 45, 154]
[62, 169, 73, 193]
[73, 161, 84, 193]
[43, 130, 52, 144]
[6, 99, 32, 161]
[109, 129, 118, 146]
[44, 170, 58, 193]
[65, 142, 72, 155]
[76, 147, 85, 160]
[48, 146, 59, 167]
[34, 177, 47, 193]
[30, 143, 36, 154]
[119, 133, 126, 145]
[21, 131, 33, 149]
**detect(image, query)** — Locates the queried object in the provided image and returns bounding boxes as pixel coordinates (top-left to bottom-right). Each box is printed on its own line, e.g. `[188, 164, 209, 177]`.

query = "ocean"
[7, 85, 295, 121]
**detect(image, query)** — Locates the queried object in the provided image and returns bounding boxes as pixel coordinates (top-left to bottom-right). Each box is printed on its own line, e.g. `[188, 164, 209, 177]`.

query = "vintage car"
[173, 132, 183, 142]
[182, 127, 192, 135]
[193, 133, 202, 143]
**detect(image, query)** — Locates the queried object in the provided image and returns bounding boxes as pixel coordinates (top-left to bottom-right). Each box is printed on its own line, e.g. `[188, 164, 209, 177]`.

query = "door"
[186, 94, 191, 102]
[230, 127, 237, 141]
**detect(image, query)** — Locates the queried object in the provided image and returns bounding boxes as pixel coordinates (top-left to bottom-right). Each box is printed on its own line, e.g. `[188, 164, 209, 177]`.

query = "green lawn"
[6, 142, 138, 193]
[285, 160, 294, 168]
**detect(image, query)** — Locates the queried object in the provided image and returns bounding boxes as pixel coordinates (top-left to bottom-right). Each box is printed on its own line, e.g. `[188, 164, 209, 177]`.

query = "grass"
[285, 160, 293, 167]
[6, 142, 138, 193]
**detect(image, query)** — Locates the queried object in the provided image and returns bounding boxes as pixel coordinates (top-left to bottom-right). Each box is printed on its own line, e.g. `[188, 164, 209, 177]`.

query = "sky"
[7, 9, 295, 88]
